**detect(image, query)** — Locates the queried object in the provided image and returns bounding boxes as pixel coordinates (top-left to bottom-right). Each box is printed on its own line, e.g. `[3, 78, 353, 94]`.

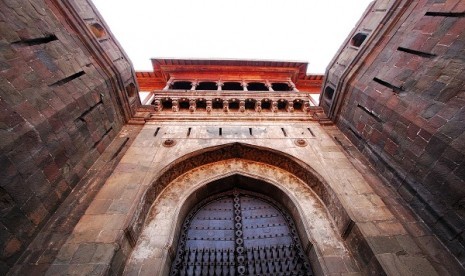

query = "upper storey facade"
[134, 59, 326, 122]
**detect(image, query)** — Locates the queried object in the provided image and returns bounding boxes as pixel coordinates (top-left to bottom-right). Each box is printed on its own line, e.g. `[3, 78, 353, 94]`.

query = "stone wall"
[42, 121, 462, 275]
[322, 0, 465, 265]
[0, 0, 139, 272]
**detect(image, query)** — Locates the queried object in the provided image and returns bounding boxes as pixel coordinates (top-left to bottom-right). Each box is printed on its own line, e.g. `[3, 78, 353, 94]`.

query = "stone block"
[377, 253, 439, 276]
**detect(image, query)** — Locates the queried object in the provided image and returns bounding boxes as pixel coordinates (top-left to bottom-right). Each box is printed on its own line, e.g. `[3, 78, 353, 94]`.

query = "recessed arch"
[125, 143, 352, 256]
[124, 159, 355, 275]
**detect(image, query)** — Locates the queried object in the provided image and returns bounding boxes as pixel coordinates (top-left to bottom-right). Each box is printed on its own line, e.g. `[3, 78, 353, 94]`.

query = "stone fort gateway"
[1, 0, 465, 275]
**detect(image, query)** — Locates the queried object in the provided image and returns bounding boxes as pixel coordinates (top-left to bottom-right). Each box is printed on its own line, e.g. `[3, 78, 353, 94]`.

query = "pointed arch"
[128, 143, 352, 245]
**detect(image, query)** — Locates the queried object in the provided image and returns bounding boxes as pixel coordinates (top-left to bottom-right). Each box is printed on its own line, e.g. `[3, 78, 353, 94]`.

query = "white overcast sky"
[91, 0, 373, 74]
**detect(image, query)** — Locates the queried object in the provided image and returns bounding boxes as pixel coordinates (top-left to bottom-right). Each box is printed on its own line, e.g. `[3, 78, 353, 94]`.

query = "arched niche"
[126, 143, 352, 245]
[124, 160, 356, 275]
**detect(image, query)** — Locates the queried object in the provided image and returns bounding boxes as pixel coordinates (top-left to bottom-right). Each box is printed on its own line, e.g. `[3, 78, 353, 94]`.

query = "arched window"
[125, 83, 136, 98]
[171, 81, 192, 90]
[351, 33, 367, 47]
[222, 82, 243, 90]
[323, 86, 335, 105]
[247, 82, 268, 91]
[272, 82, 292, 91]
[197, 82, 217, 90]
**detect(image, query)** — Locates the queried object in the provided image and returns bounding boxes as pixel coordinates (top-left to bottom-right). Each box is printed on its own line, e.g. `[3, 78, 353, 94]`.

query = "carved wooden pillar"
[241, 81, 248, 91]
[189, 99, 196, 112]
[271, 101, 278, 113]
[163, 77, 174, 90]
[217, 81, 223, 91]
[206, 99, 212, 113]
[255, 100, 262, 112]
[191, 81, 198, 91]
[172, 99, 179, 112]
[287, 101, 294, 112]
[289, 81, 299, 92]
[239, 100, 245, 112]
[265, 80, 274, 91]
[223, 100, 229, 112]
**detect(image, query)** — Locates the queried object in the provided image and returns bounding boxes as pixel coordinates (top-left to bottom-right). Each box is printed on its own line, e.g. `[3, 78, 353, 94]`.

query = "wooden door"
[171, 190, 313, 275]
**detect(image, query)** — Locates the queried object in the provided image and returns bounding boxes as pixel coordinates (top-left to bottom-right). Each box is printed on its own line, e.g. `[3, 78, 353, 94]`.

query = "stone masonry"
[0, 0, 138, 273]
[1, 0, 465, 275]
[322, 0, 465, 266]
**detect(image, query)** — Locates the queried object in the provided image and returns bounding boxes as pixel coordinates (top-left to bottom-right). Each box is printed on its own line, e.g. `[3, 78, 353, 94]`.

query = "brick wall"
[0, 0, 139, 272]
[323, 0, 465, 265]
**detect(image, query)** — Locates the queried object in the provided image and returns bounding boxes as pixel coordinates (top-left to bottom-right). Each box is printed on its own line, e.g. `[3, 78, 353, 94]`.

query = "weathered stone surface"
[323, 0, 465, 266]
[0, 0, 140, 272]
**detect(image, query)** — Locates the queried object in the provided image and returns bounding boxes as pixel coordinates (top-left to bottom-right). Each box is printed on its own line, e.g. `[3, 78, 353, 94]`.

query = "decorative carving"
[255, 101, 262, 113]
[303, 101, 311, 113]
[172, 99, 179, 112]
[241, 81, 248, 91]
[206, 100, 212, 113]
[287, 101, 294, 113]
[189, 99, 196, 113]
[239, 100, 245, 113]
[217, 81, 224, 91]
[163, 139, 176, 147]
[265, 80, 274, 91]
[294, 139, 308, 147]
[223, 100, 229, 112]
[271, 101, 278, 113]
[153, 99, 162, 112]
[190, 81, 198, 91]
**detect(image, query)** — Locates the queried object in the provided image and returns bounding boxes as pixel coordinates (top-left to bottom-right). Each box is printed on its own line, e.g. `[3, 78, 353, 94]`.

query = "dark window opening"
[277, 100, 287, 110]
[222, 82, 243, 90]
[324, 86, 335, 104]
[249, 128, 253, 136]
[179, 100, 189, 109]
[126, 83, 136, 98]
[196, 99, 206, 109]
[162, 99, 172, 109]
[351, 33, 367, 47]
[272, 82, 292, 91]
[425, 11, 465, 17]
[197, 82, 217, 90]
[293, 100, 303, 110]
[12, 34, 58, 46]
[373, 77, 403, 93]
[49, 71, 85, 87]
[281, 128, 288, 137]
[229, 101, 239, 110]
[245, 100, 255, 110]
[89, 23, 106, 38]
[307, 128, 315, 137]
[219, 128, 222, 136]
[261, 100, 271, 110]
[397, 47, 436, 58]
[247, 82, 268, 91]
[187, 128, 191, 137]
[171, 81, 192, 90]
[154, 127, 160, 137]
[212, 99, 222, 109]
[357, 104, 383, 122]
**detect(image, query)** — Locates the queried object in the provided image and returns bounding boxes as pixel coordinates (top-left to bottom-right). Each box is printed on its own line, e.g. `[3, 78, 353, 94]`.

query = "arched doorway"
[171, 189, 313, 275]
